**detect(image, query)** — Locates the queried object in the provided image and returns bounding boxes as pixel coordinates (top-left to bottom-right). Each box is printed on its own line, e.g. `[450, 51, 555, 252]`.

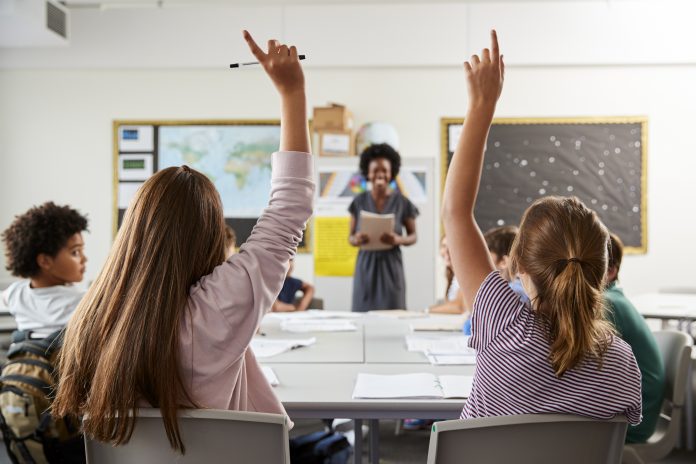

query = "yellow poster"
[314, 216, 358, 276]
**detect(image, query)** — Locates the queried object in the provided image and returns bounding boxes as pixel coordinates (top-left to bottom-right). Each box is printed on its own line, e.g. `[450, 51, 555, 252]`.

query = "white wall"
[2, 1, 696, 298]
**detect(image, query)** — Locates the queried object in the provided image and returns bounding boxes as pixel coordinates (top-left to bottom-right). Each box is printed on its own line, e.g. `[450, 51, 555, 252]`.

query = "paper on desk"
[359, 211, 395, 251]
[409, 316, 466, 332]
[427, 354, 477, 365]
[261, 366, 280, 387]
[405, 334, 472, 354]
[250, 337, 317, 358]
[367, 309, 427, 319]
[280, 319, 357, 333]
[352, 373, 442, 399]
[352, 373, 474, 399]
[266, 310, 361, 320]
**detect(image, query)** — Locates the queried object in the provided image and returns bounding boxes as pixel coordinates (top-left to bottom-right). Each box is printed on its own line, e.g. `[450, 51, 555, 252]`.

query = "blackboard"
[441, 117, 647, 253]
[113, 120, 309, 251]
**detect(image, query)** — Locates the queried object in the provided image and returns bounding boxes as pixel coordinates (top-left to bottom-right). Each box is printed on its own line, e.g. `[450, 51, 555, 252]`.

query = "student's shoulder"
[3, 280, 30, 301]
[605, 334, 641, 367]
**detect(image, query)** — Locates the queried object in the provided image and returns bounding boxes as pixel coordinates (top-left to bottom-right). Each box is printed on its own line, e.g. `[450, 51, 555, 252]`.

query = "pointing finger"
[243, 30, 266, 61]
[491, 29, 500, 62]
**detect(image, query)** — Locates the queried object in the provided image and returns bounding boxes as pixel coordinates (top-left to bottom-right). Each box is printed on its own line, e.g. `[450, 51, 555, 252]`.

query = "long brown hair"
[52, 166, 227, 453]
[509, 196, 613, 377]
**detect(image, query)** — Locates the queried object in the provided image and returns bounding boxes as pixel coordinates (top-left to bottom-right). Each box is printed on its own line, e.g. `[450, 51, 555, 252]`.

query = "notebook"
[352, 373, 474, 399]
[250, 337, 317, 358]
[359, 211, 395, 251]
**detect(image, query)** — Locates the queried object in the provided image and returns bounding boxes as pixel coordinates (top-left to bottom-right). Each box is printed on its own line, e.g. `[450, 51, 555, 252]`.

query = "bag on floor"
[290, 429, 352, 464]
[0, 330, 85, 464]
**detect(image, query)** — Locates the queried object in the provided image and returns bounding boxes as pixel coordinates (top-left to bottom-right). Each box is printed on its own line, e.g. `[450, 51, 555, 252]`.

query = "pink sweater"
[179, 151, 314, 426]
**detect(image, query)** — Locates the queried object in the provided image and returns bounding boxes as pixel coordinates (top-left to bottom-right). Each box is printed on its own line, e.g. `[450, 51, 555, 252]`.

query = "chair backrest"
[652, 330, 693, 407]
[85, 408, 290, 464]
[427, 414, 627, 464]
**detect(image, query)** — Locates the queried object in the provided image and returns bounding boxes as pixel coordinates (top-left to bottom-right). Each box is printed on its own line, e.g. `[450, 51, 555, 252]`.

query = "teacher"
[348, 143, 419, 311]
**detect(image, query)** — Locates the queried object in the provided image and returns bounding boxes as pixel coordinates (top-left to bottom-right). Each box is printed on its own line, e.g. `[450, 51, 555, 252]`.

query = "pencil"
[230, 55, 306, 68]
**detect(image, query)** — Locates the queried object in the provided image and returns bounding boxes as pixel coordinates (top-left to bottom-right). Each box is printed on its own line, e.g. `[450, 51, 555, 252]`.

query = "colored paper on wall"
[314, 217, 358, 277]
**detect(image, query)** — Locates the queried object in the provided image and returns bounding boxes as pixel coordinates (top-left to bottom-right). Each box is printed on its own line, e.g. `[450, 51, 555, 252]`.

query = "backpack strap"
[6, 329, 65, 360]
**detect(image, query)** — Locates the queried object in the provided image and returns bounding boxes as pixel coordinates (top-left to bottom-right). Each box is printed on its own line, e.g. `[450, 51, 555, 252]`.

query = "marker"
[230, 55, 306, 68]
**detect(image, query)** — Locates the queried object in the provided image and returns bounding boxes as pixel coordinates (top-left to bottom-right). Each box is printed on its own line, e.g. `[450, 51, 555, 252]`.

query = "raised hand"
[243, 30, 305, 97]
[464, 30, 505, 110]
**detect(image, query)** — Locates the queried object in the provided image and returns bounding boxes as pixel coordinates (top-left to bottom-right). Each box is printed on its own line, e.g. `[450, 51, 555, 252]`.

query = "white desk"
[259, 313, 467, 463]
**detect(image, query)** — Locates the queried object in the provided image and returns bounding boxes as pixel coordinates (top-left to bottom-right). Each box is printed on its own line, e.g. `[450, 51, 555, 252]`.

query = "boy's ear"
[606, 265, 619, 283]
[36, 253, 53, 271]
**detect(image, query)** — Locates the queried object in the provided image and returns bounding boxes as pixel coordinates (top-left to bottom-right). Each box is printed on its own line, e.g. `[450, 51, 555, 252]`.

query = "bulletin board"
[113, 120, 309, 252]
[441, 117, 648, 253]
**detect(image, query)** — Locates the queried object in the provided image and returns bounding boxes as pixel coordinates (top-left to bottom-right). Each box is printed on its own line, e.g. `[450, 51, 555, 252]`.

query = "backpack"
[289, 429, 352, 464]
[0, 330, 85, 464]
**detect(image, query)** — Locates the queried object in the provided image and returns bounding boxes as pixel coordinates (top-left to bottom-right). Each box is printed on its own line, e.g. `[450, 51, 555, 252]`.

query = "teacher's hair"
[359, 143, 401, 179]
[509, 196, 614, 377]
[53, 165, 227, 453]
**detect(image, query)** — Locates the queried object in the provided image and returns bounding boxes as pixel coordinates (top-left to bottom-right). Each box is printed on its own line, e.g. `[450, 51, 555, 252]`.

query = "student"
[483, 225, 529, 304]
[348, 143, 419, 311]
[605, 233, 665, 443]
[429, 236, 466, 314]
[272, 259, 315, 312]
[1, 202, 88, 337]
[442, 30, 641, 423]
[224, 224, 237, 258]
[53, 31, 314, 452]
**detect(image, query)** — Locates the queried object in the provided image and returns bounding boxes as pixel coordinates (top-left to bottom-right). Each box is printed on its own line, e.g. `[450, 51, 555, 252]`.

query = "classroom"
[1, 0, 695, 463]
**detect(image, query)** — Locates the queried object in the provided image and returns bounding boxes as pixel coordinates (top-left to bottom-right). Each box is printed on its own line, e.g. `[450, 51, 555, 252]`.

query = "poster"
[314, 217, 358, 277]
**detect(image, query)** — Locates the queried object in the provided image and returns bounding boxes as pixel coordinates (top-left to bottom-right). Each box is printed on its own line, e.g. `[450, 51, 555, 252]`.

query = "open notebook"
[352, 373, 473, 399]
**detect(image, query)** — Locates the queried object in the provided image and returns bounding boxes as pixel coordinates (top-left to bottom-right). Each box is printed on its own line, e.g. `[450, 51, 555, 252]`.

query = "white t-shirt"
[1, 280, 85, 337]
[447, 276, 461, 302]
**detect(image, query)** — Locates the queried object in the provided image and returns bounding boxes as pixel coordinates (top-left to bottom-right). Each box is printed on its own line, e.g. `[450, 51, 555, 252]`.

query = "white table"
[259, 313, 469, 463]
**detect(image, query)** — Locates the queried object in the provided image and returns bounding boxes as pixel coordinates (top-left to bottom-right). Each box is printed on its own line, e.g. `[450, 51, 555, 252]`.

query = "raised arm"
[244, 30, 309, 154]
[442, 30, 505, 310]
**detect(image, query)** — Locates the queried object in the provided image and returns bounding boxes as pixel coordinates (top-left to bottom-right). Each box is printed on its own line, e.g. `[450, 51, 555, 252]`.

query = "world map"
[158, 125, 279, 218]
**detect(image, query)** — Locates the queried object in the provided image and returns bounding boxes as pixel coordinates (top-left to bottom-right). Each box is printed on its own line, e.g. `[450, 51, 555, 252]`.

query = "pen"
[230, 55, 306, 68]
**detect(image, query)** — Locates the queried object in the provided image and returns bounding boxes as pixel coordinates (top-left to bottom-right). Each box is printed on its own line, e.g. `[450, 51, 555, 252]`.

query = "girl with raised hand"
[442, 30, 642, 424]
[53, 31, 314, 452]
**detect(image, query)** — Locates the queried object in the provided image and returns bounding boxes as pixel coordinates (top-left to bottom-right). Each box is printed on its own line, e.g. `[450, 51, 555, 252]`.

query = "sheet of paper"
[367, 309, 427, 319]
[405, 334, 472, 354]
[427, 354, 477, 365]
[359, 211, 395, 251]
[409, 316, 466, 332]
[266, 310, 361, 320]
[250, 337, 316, 358]
[314, 217, 359, 276]
[119, 125, 154, 152]
[352, 373, 441, 399]
[438, 375, 474, 399]
[261, 366, 279, 387]
[118, 154, 154, 181]
[321, 133, 351, 154]
[280, 319, 357, 333]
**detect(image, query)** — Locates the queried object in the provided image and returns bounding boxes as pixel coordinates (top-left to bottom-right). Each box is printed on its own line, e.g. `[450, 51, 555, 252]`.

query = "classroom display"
[441, 117, 648, 253]
[113, 120, 309, 251]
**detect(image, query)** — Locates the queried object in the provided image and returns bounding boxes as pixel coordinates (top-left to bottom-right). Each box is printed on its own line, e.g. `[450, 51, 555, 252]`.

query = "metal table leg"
[369, 419, 380, 463]
[353, 419, 363, 464]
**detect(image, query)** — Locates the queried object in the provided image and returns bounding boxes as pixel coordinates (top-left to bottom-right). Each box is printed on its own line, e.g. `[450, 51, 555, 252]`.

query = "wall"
[1, 1, 695, 299]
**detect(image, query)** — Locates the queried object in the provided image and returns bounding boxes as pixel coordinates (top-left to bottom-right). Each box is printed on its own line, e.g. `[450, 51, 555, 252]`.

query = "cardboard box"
[313, 104, 353, 132]
[318, 130, 354, 157]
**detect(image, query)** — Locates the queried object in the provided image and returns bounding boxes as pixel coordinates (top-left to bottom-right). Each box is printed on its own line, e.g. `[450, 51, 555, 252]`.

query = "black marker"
[230, 55, 306, 68]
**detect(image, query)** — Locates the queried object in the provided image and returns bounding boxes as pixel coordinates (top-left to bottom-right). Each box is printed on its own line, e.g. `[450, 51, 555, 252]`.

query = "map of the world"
[158, 125, 279, 218]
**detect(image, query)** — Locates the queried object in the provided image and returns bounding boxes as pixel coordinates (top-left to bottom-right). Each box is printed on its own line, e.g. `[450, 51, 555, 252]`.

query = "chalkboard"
[113, 120, 309, 251]
[441, 117, 647, 253]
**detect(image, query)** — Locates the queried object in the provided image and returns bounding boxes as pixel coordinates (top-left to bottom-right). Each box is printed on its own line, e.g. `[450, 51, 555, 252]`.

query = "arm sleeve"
[403, 197, 419, 219]
[189, 151, 315, 355]
[468, 271, 527, 352]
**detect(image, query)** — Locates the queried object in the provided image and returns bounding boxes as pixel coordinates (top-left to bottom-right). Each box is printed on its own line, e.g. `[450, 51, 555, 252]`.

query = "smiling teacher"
[348, 144, 419, 312]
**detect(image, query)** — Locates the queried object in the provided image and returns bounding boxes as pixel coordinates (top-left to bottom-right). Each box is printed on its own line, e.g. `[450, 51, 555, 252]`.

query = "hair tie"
[567, 257, 581, 264]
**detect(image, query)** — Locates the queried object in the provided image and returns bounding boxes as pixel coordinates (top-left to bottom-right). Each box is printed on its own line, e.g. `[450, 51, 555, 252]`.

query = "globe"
[355, 122, 400, 155]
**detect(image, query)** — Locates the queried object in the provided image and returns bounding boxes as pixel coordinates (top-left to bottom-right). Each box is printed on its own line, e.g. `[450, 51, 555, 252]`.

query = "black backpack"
[289, 428, 352, 464]
[0, 330, 85, 464]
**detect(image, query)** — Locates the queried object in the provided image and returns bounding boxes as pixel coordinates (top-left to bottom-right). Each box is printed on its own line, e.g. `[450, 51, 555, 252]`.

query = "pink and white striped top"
[462, 271, 642, 424]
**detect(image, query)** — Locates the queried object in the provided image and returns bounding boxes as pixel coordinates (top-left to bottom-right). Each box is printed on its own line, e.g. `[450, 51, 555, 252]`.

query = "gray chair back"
[85, 408, 290, 464]
[427, 414, 627, 464]
[623, 330, 693, 463]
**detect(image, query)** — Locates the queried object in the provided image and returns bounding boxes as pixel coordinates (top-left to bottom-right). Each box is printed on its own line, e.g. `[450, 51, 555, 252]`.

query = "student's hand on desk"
[464, 29, 505, 111]
[380, 232, 401, 246]
[243, 30, 305, 97]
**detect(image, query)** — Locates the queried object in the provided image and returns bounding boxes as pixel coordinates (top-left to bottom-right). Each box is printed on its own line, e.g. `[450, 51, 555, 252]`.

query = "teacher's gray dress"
[348, 191, 419, 312]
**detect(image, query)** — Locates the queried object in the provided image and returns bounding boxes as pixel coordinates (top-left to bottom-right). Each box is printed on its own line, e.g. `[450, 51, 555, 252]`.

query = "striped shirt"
[461, 271, 642, 424]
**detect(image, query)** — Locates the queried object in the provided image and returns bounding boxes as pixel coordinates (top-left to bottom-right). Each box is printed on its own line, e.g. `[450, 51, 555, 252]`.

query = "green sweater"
[605, 282, 666, 443]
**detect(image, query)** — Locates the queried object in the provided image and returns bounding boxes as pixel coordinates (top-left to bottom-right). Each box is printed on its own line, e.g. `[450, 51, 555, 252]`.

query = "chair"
[622, 330, 693, 464]
[85, 408, 290, 464]
[426, 414, 627, 464]
[293, 296, 324, 310]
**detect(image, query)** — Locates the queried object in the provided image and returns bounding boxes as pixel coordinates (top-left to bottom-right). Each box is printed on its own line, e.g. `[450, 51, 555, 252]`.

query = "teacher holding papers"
[348, 144, 419, 311]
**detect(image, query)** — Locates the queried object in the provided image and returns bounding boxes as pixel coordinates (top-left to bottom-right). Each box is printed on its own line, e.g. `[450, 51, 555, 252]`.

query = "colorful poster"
[314, 217, 358, 277]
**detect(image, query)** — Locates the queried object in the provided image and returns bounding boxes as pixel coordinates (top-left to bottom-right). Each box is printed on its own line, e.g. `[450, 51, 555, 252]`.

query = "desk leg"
[354, 419, 363, 464]
[369, 419, 380, 463]
[686, 353, 694, 451]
